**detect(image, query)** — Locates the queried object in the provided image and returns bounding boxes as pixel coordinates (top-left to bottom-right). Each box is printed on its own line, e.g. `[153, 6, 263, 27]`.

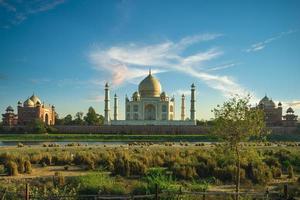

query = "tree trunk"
[235, 146, 240, 200]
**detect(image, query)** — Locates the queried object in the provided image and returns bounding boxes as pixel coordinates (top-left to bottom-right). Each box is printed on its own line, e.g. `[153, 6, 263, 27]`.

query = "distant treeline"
[55, 106, 104, 126]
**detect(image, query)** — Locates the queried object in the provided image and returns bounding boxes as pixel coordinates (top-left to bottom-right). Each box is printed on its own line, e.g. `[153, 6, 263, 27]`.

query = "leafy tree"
[84, 107, 99, 125]
[55, 113, 65, 125]
[28, 119, 47, 134]
[98, 114, 104, 125]
[64, 114, 73, 125]
[212, 95, 268, 200]
[74, 112, 85, 125]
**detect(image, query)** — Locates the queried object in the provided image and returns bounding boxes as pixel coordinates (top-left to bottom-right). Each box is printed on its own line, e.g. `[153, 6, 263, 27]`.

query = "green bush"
[70, 173, 126, 195]
[131, 181, 150, 195]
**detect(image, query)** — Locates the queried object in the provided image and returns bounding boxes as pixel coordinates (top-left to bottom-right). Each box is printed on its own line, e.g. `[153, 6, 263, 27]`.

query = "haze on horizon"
[0, 0, 299, 120]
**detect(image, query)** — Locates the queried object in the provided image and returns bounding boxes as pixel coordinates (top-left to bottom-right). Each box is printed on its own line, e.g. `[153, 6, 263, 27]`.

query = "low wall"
[0, 125, 299, 135]
[54, 125, 209, 135]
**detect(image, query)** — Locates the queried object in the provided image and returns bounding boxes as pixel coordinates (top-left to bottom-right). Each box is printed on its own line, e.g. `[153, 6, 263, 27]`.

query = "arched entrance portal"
[45, 114, 49, 125]
[144, 104, 156, 120]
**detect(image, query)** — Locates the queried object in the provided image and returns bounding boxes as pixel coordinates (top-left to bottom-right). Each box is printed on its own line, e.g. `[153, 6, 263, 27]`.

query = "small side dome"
[6, 106, 14, 112]
[18, 101, 22, 106]
[132, 91, 140, 101]
[160, 91, 167, 101]
[278, 102, 282, 107]
[286, 107, 294, 113]
[36, 101, 41, 107]
[24, 98, 34, 107]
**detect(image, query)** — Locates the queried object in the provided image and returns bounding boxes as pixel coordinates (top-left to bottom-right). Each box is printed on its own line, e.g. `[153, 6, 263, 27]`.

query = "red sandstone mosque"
[257, 95, 298, 126]
[2, 94, 56, 126]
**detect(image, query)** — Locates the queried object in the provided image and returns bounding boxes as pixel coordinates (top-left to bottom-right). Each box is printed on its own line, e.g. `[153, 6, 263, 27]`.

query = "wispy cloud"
[283, 100, 300, 110]
[206, 62, 239, 71]
[28, 78, 51, 84]
[89, 33, 254, 99]
[173, 89, 191, 97]
[85, 94, 104, 103]
[0, 0, 66, 28]
[245, 30, 297, 52]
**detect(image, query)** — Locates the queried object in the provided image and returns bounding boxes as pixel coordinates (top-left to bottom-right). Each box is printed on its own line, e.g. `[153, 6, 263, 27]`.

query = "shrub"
[271, 167, 281, 178]
[71, 173, 126, 195]
[46, 126, 57, 133]
[17, 142, 24, 148]
[288, 165, 294, 178]
[131, 181, 150, 195]
[54, 172, 65, 186]
[24, 160, 32, 174]
[144, 168, 179, 193]
[0, 164, 5, 174]
[129, 159, 147, 176]
[172, 163, 198, 180]
[16, 157, 25, 173]
[5, 161, 18, 176]
[40, 153, 52, 165]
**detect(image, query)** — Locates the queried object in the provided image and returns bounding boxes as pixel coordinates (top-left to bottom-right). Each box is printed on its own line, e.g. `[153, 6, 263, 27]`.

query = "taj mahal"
[103, 70, 196, 126]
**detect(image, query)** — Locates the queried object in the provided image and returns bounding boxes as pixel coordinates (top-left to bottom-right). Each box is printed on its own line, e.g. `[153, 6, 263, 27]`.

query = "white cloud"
[89, 33, 254, 99]
[245, 30, 297, 52]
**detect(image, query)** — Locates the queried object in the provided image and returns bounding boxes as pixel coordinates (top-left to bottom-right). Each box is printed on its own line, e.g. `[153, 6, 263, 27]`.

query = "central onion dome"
[259, 95, 275, 108]
[138, 70, 162, 98]
[29, 94, 41, 105]
[24, 98, 34, 107]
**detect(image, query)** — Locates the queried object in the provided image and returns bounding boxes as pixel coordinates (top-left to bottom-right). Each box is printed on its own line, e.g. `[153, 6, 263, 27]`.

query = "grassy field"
[0, 143, 299, 199]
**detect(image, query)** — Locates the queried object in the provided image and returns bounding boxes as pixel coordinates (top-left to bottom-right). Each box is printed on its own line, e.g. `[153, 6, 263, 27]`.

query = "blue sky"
[0, 0, 300, 120]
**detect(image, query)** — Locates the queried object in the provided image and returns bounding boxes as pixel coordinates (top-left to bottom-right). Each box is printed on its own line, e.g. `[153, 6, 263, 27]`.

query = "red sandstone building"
[2, 94, 56, 126]
[258, 95, 298, 126]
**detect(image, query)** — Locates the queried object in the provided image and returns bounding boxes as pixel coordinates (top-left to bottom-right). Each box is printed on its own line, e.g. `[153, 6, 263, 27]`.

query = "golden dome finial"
[149, 68, 151, 75]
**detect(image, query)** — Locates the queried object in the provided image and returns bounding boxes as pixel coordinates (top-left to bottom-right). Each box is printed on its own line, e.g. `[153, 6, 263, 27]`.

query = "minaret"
[181, 94, 185, 120]
[190, 83, 196, 121]
[113, 93, 118, 121]
[104, 82, 110, 125]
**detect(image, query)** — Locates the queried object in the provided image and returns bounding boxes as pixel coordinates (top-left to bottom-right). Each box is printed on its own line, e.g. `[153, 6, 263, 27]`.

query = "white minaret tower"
[190, 83, 196, 121]
[113, 93, 118, 121]
[104, 82, 111, 125]
[181, 94, 185, 120]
